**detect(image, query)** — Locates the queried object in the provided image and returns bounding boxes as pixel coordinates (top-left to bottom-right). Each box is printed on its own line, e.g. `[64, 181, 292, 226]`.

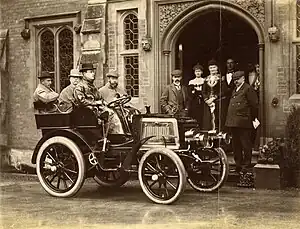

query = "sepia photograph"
[0, 0, 299, 228]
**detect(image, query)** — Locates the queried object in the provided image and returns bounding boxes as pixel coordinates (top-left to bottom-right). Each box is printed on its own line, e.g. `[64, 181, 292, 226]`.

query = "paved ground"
[0, 174, 300, 229]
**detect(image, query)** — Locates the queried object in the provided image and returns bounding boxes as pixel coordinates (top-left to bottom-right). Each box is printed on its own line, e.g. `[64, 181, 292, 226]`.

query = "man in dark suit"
[160, 69, 189, 116]
[225, 71, 259, 173]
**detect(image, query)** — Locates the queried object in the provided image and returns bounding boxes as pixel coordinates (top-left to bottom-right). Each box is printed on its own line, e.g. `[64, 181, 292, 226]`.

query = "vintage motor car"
[32, 95, 229, 204]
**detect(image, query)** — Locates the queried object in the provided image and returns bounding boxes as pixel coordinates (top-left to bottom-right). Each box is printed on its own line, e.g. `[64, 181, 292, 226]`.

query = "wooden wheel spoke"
[46, 152, 57, 163]
[57, 176, 61, 189]
[163, 183, 169, 197]
[149, 180, 158, 188]
[166, 180, 176, 190]
[63, 171, 75, 184]
[63, 167, 77, 174]
[146, 162, 159, 173]
[48, 172, 58, 183]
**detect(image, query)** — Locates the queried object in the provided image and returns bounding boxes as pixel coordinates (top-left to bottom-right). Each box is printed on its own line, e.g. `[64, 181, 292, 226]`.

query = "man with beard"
[58, 68, 82, 112]
[160, 69, 189, 116]
[98, 71, 127, 103]
[225, 71, 258, 176]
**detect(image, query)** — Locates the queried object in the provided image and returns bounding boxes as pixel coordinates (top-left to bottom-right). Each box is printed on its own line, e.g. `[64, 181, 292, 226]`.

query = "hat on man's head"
[106, 71, 119, 78]
[208, 59, 218, 66]
[232, 71, 245, 81]
[193, 63, 204, 71]
[171, 69, 182, 76]
[38, 71, 54, 79]
[79, 63, 96, 72]
[69, 69, 83, 78]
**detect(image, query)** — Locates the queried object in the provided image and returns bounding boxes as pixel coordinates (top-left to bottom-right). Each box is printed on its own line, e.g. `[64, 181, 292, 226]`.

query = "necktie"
[227, 73, 232, 85]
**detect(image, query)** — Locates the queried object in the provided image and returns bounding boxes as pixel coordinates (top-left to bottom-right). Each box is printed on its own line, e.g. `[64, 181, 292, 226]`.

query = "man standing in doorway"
[160, 69, 189, 117]
[225, 71, 258, 175]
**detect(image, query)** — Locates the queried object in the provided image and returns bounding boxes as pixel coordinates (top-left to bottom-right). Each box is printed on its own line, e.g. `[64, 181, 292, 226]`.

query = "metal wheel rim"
[39, 143, 80, 193]
[141, 153, 180, 200]
[188, 149, 226, 189]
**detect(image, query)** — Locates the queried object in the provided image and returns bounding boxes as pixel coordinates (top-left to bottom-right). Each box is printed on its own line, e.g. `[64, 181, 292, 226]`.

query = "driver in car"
[73, 63, 124, 134]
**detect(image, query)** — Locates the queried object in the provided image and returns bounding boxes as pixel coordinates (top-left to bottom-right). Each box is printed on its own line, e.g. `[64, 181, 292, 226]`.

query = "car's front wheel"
[138, 148, 186, 204]
[36, 136, 85, 197]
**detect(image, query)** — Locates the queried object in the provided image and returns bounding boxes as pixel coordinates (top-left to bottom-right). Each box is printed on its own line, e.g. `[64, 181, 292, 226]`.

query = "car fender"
[31, 129, 93, 164]
[121, 136, 155, 171]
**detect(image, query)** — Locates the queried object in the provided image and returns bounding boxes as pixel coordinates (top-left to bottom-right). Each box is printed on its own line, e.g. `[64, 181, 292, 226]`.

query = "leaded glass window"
[297, 0, 300, 37]
[296, 45, 300, 93]
[59, 28, 73, 90]
[39, 27, 74, 92]
[124, 14, 138, 50]
[124, 55, 139, 97]
[40, 30, 55, 73]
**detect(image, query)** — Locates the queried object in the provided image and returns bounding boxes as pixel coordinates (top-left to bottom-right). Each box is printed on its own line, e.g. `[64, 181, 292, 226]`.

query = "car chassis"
[32, 96, 230, 204]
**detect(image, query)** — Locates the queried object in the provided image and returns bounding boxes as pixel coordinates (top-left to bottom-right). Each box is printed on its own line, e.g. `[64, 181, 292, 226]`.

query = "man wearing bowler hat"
[225, 71, 259, 176]
[33, 71, 59, 113]
[74, 63, 124, 134]
[160, 69, 189, 116]
[58, 68, 83, 112]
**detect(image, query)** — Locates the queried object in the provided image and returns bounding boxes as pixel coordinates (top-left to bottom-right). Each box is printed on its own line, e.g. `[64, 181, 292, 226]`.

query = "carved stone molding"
[159, 0, 265, 35]
[159, 1, 196, 34]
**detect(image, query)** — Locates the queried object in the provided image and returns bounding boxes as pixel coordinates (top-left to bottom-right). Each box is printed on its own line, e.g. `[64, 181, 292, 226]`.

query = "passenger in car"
[74, 63, 124, 134]
[57, 69, 82, 112]
[33, 71, 59, 113]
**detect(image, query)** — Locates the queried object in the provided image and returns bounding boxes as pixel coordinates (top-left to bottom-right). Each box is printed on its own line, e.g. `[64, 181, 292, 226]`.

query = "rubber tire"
[187, 147, 229, 192]
[138, 148, 187, 204]
[36, 136, 86, 197]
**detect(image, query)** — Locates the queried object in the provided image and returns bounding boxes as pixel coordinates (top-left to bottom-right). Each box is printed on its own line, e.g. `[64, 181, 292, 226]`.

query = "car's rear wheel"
[36, 136, 85, 197]
[187, 147, 229, 192]
[138, 148, 186, 204]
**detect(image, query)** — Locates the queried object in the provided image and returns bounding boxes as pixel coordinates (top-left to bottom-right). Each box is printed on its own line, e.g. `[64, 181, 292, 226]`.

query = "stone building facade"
[0, 0, 298, 167]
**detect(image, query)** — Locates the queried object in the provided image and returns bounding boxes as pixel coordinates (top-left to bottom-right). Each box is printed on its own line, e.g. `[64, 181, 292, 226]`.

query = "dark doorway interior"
[175, 10, 259, 85]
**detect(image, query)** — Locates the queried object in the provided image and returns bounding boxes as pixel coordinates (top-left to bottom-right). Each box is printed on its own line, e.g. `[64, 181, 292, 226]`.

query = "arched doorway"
[174, 10, 259, 85]
[157, 1, 265, 140]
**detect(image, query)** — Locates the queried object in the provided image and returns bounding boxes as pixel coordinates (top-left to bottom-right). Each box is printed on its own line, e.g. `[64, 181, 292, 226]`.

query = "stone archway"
[153, 0, 266, 139]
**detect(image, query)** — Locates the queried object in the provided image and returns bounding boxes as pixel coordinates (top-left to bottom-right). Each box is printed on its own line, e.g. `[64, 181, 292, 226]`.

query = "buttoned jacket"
[98, 83, 127, 103]
[160, 83, 189, 115]
[225, 83, 258, 128]
[74, 79, 101, 107]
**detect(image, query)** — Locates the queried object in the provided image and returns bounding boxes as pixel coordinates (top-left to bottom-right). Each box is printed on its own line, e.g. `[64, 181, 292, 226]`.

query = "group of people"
[160, 58, 260, 174]
[33, 63, 128, 135]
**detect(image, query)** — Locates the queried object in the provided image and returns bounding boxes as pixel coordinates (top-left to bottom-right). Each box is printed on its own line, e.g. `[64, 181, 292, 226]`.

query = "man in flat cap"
[225, 71, 259, 176]
[58, 69, 82, 112]
[33, 71, 59, 113]
[98, 71, 127, 103]
[160, 69, 189, 116]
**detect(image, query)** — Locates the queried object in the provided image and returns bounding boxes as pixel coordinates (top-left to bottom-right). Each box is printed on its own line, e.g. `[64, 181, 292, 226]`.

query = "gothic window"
[124, 55, 139, 97]
[297, 0, 300, 37]
[296, 45, 300, 93]
[39, 26, 73, 91]
[123, 14, 138, 50]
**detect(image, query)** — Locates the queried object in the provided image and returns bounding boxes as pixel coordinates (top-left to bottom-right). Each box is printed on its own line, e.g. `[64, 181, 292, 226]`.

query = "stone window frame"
[118, 10, 140, 99]
[26, 12, 81, 93]
[37, 25, 74, 92]
[291, 0, 300, 97]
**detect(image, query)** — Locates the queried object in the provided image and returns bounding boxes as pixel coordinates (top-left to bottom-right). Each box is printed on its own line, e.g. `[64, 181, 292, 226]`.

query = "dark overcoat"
[225, 83, 259, 129]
